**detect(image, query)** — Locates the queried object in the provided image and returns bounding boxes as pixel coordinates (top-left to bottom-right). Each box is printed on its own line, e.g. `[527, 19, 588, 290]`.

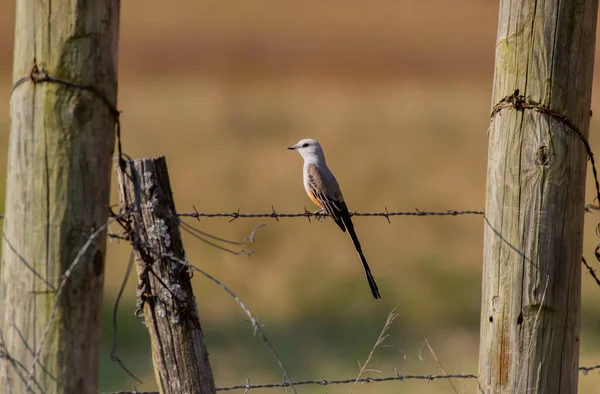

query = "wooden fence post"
[0, 0, 119, 392]
[479, 1, 598, 393]
[116, 156, 216, 394]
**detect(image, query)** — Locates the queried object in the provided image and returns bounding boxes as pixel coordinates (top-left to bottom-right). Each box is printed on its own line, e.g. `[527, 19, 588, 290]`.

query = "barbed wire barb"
[303, 207, 312, 223]
[383, 206, 391, 223]
[270, 206, 280, 222]
[228, 209, 241, 223]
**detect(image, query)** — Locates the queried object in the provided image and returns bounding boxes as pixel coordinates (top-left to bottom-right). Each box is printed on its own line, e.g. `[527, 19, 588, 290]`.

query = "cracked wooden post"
[0, 0, 119, 392]
[479, 1, 598, 393]
[116, 156, 216, 394]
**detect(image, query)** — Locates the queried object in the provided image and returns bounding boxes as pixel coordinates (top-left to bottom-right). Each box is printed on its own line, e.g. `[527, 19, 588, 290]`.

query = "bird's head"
[287, 138, 325, 161]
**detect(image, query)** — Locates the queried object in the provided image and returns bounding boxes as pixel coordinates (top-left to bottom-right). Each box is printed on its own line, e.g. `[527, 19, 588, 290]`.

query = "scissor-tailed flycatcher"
[288, 138, 381, 299]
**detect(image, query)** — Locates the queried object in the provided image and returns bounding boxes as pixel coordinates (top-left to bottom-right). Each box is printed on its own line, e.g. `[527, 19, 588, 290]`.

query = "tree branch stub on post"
[479, 1, 598, 393]
[117, 156, 216, 394]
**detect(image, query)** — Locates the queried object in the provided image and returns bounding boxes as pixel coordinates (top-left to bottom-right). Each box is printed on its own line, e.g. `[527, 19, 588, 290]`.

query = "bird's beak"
[287, 145, 297, 150]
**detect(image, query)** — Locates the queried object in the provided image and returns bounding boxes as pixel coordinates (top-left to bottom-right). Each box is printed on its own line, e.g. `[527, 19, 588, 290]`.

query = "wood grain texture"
[117, 157, 216, 394]
[479, 0, 598, 393]
[0, 0, 119, 393]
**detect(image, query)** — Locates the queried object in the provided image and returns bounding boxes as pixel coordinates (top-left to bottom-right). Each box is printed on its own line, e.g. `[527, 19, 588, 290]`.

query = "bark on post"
[0, 0, 119, 392]
[479, 1, 598, 393]
[116, 156, 216, 394]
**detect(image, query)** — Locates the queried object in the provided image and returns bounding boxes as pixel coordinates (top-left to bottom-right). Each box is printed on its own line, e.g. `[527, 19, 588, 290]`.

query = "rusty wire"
[11, 60, 124, 169]
[490, 89, 598, 206]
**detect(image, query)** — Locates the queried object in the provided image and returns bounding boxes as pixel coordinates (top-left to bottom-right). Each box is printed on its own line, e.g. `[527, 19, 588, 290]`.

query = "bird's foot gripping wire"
[313, 209, 327, 222]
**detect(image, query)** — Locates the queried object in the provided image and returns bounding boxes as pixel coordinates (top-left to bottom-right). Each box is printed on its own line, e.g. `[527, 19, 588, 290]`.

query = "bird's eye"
[302, 143, 309, 148]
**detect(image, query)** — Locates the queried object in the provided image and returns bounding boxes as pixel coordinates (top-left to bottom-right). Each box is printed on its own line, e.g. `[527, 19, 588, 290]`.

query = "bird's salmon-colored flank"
[307, 189, 322, 208]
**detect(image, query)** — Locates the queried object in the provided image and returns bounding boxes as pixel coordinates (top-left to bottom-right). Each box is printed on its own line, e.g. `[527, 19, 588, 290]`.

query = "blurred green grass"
[1, 1, 600, 393]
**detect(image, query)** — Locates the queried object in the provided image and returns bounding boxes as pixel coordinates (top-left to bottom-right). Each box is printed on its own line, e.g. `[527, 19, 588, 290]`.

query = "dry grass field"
[1, 1, 600, 393]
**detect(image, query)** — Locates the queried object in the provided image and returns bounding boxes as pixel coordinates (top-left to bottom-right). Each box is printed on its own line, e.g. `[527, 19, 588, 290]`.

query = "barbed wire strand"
[212, 364, 600, 392]
[106, 372, 476, 394]
[179, 203, 600, 223]
[215, 373, 479, 392]
[162, 253, 297, 394]
[179, 208, 485, 222]
[179, 205, 600, 291]
[94, 362, 600, 394]
[104, 372, 479, 394]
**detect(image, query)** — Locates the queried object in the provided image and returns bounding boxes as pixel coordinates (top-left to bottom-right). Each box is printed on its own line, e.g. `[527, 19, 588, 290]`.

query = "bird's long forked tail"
[341, 213, 381, 299]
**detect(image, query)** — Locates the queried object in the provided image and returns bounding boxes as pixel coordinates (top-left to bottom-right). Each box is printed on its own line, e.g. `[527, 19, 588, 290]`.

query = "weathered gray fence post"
[479, 0, 598, 393]
[0, 0, 120, 392]
[117, 156, 216, 394]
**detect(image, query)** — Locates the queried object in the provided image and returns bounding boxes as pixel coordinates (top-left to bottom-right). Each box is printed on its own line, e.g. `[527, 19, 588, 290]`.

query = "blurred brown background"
[1, 1, 600, 393]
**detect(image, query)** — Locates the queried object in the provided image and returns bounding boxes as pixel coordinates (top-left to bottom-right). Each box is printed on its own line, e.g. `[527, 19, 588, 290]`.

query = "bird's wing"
[306, 164, 380, 299]
[306, 163, 348, 230]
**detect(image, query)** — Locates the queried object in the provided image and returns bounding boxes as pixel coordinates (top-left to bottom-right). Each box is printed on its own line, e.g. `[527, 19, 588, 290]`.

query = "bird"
[288, 138, 381, 299]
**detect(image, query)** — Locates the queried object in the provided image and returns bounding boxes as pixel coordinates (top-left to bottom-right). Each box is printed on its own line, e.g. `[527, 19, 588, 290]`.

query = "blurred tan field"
[2, 1, 600, 393]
